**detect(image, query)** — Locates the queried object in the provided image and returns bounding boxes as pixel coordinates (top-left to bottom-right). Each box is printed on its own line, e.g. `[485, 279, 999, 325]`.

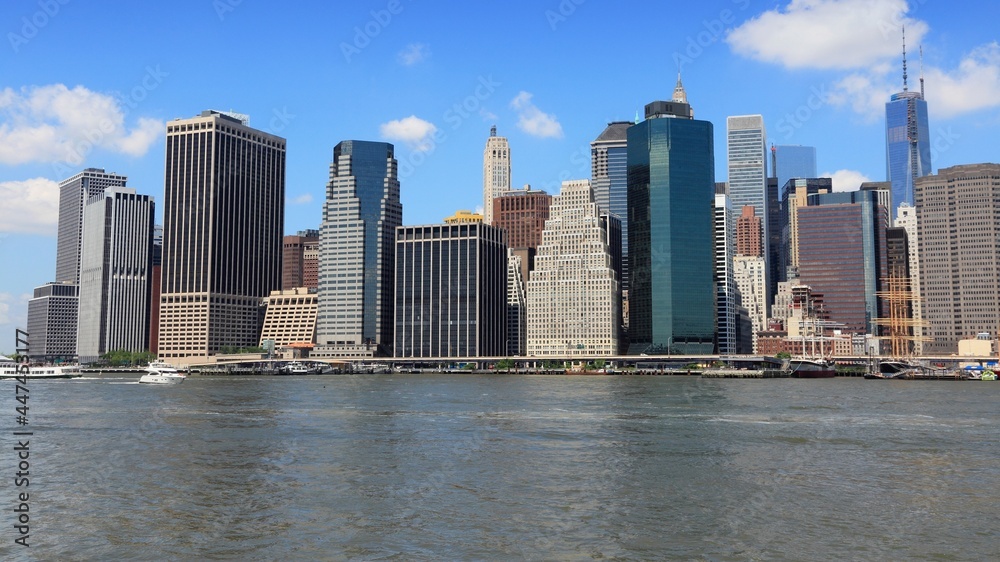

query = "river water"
[1, 374, 996, 561]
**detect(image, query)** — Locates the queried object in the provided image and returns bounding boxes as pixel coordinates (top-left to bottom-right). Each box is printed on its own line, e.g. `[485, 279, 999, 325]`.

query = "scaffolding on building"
[874, 274, 930, 358]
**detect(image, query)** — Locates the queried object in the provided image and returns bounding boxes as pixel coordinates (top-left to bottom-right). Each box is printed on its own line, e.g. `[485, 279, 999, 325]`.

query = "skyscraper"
[915, 164, 1000, 354]
[779, 178, 832, 280]
[736, 205, 762, 257]
[772, 145, 817, 198]
[77, 188, 155, 363]
[885, 32, 931, 216]
[158, 110, 286, 360]
[316, 141, 401, 357]
[591, 121, 630, 291]
[628, 81, 716, 355]
[798, 190, 888, 335]
[394, 223, 507, 358]
[527, 180, 620, 357]
[483, 126, 511, 225]
[25, 282, 78, 361]
[55, 168, 128, 284]
[282, 229, 320, 290]
[727, 115, 769, 316]
[714, 190, 738, 354]
[894, 203, 924, 355]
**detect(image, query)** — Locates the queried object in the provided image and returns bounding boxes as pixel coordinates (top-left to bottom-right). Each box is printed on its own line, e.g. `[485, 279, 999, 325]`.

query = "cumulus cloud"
[379, 115, 438, 151]
[0, 84, 164, 165]
[823, 169, 872, 192]
[397, 43, 430, 66]
[289, 193, 313, 205]
[479, 108, 499, 122]
[727, 0, 927, 70]
[0, 177, 60, 235]
[510, 91, 563, 139]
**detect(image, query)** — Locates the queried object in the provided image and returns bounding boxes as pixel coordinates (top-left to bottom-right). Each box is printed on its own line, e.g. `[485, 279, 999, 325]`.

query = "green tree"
[776, 351, 792, 359]
[496, 358, 515, 372]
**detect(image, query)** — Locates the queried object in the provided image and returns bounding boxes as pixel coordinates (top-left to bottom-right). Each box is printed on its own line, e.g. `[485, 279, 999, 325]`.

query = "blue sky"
[2, 0, 999, 344]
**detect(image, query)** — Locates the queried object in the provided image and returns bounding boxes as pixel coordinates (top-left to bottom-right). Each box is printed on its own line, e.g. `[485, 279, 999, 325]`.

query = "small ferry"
[0, 356, 82, 379]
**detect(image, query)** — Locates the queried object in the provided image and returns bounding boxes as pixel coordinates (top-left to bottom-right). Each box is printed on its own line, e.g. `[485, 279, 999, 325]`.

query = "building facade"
[444, 210, 484, 224]
[259, 287, 318, 348]
[77, 188, 155, 363]
[772, 145, 817, 197]
[714, 192, 738, 354]
[915, 164, 1000, 354]
[394, 223, 507, 358]
[627, 85, 716, 355]
[25, 282, 78, 361]
[736, 205, 762, 257]
[158, 110, 286, 360]
[282, 229, 320, 290]
[798, 190, 888, 334]
[894, 203, 924, 354]
[780, 178, 832, 280]
[483, 126, 511, 225]
[316, 140, 401, 357]
[55, 168, 128, 285]
[506, 249, 527, 357]
[527, 180, 620, 357]
[886, 92, 931, 216]
[591, 121, 631, 291]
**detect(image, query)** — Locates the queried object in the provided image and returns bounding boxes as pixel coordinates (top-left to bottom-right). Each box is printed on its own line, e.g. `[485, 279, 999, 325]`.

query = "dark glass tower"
[627, 81, 716, 355]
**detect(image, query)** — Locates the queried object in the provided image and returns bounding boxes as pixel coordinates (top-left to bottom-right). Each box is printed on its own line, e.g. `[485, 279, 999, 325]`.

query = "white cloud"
[397, 43, 430, 66]
[0, 177, 60, 235]
[479, 108, 499, 122]
[289, 193, 313, 205]
[0, 84, 164, 165]
[380, 115, 438, 152]
[510, 91, 563, 139]
[727, 0, 927, 70]
[823, 169, 872, 192]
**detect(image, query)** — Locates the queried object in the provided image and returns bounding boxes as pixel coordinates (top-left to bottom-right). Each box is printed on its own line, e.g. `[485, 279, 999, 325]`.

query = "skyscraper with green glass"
[627, 78, 716, 354]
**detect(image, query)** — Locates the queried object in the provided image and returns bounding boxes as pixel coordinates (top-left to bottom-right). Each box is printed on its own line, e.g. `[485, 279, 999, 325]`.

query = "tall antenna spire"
[901, 26, 908, 92]
[919, 45, 925, 99]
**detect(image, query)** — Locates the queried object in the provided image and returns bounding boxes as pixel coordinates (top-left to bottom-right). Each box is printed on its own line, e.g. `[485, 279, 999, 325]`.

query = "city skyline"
[3, 0, 1000, 339]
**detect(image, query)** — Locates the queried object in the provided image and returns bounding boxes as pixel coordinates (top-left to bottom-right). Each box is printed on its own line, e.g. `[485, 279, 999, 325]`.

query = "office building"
[779, 178, 832, 280]
[885, 35, 931, 216]
[25, 282, 78, 361]
[734, 255, 769, 353]
[591, 121, 631, 291]
[316, 141, 401, 357]
[77, 188, 155, 364]
[894, 203, 924, 354]
[55, 168, 128, 285]
[714, 192, 738, 354]
[506, 248, 527, 357]
[736, 205, 762, 257]
[394, 223, 507, 358]
[158, 110, 286, 360]
[282, 229, 320, 290]
[771, 145, 817, 197]
[915, 164, 1000, 354]
[798, 190, 888, 334]
[627, 81, 716, 354]
[527, 180, 620, 357]
[149, 225, 163, 356]
[259, 287, 318, 348]
[727, 115, 769, 316]
[492, 186, 552, 285]
[483, 126, 511, 225]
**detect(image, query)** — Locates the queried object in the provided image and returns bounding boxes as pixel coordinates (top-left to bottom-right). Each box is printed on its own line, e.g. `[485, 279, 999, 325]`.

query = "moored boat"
[789, 359, 836, 378]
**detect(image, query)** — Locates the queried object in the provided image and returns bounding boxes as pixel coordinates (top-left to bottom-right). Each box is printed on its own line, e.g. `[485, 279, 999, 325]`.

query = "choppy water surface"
[2, 375, 997, 560]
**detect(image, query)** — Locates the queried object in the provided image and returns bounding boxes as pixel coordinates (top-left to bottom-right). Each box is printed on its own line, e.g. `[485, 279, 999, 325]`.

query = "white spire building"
[483, 125, 511, 225]
[526, 180, 620, 357]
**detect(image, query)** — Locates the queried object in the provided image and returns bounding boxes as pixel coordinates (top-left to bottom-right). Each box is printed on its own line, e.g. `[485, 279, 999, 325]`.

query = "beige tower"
[526, 180, 620, 357]
[483, 125, 510, 224]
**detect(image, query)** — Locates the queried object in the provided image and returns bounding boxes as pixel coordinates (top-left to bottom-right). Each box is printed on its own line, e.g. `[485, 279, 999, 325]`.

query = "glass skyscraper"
[772, 145, 817, 199]
[727, 115, 769, 318]
[885, 91, 930, 215]
[591, 121, 630, 291]
[627, 84, 716, 355]
[316, 141, 402, 357]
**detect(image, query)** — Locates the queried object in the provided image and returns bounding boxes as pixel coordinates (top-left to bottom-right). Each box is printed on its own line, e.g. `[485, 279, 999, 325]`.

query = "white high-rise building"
[727, 115, 769, 316]
[483, 125, 510, 225]
[734, 255, 767, 353]
[714, 191, 737, 355]
[77, 188, 155, 363]
[894, 203, 924, 355]
[526, 180, 619, 356]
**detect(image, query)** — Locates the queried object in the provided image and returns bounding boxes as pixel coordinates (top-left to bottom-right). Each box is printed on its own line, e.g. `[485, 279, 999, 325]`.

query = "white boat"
[281, 361, 318, 375]
[0, 356, 82, 379]
[139, 360, 186, 384]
